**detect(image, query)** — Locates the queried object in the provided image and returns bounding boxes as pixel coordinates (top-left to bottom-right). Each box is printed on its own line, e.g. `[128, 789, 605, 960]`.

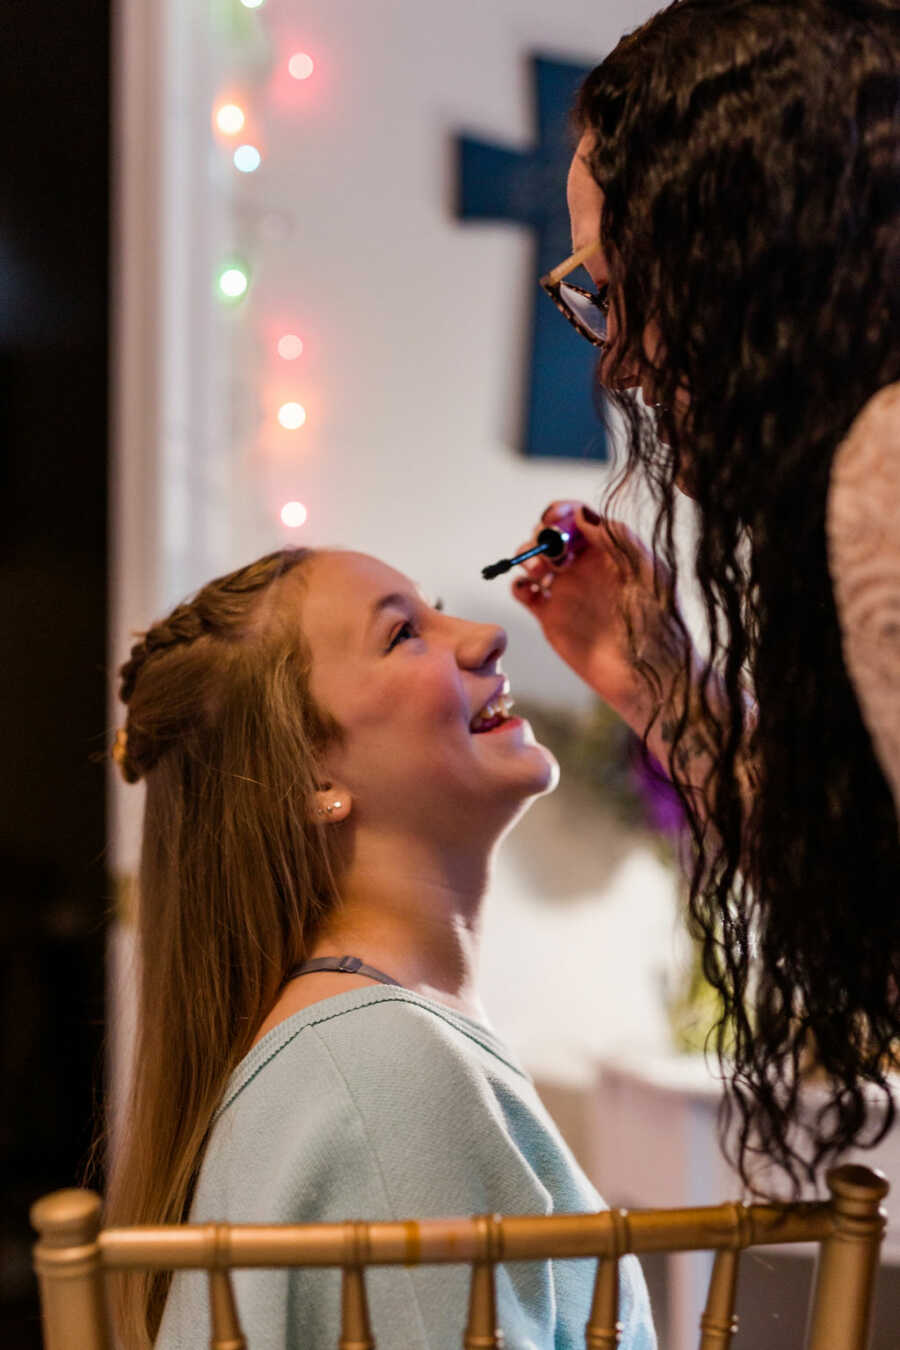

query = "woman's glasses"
[539, 241, 608, 348]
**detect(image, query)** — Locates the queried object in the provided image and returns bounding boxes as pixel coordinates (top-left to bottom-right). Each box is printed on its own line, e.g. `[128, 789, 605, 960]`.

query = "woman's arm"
[827, 381, 900, 829]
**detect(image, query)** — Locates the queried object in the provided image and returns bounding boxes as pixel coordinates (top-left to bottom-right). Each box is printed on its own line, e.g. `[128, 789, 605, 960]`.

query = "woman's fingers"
[510, 503, 649, 613]
[541, 500, 623, 556]
[510, 539, 554, 582]
[510, 504, 595, 607]
[512, 572, 542, 610]
[541, 499, 579, 523]
[511, 571, 558, 612]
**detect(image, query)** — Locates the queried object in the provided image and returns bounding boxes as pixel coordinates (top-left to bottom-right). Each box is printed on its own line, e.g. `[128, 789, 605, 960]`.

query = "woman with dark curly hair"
[513, 0, 900, 1190]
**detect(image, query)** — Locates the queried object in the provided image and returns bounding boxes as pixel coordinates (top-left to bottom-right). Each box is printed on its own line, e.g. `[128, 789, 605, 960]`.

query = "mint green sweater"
[157, 987, 656, 1350]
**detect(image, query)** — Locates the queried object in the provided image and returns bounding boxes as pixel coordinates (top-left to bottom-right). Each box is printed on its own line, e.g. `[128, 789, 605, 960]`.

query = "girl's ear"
[312, 785, 352, 823]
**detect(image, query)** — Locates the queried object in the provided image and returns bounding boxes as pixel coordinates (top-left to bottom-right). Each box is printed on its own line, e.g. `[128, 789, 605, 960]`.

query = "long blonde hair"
[104, 547, 343, 1346]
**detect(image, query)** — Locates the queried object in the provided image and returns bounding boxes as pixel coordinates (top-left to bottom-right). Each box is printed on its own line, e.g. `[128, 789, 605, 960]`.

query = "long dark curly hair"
[576, 0, 900, 1189]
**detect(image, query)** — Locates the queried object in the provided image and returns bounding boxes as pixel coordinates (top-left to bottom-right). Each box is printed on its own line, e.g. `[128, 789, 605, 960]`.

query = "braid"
[113, 548, 313, 783]
[119, 604, 211, 704]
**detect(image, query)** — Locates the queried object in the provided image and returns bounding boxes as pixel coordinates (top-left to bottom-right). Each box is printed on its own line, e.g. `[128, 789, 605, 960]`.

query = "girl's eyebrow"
[366, 592, 411, 632]
[366, 591, 442, 635]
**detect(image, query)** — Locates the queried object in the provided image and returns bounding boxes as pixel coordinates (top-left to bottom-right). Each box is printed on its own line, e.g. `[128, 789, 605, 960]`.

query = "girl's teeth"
[471, 694, 514, 730]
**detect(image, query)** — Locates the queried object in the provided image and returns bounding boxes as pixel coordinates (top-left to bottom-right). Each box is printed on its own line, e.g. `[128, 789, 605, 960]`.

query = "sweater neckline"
[217, 985, 528, 1119]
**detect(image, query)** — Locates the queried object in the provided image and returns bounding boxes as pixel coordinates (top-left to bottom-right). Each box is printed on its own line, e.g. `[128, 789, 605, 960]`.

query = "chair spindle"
[698, 1249, 740, 1350]
[464, 1215, 503, 1349]
[806, 1163, 889, 1350]
[340, 1266, 375, 1350]
[585, 1256, 621, 1349]
[208, 1267, 247, 1350]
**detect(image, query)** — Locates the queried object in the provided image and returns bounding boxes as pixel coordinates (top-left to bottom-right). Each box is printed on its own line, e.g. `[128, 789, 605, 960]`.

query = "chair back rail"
[31, 1163, 889, 1350]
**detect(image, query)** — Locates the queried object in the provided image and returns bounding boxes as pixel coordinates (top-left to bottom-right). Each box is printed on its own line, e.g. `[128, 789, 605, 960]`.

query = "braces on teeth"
[471, 694, 514, 730]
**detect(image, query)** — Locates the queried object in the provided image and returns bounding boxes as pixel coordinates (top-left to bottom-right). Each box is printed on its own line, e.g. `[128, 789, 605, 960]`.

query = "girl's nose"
[458, 622, 507, 672]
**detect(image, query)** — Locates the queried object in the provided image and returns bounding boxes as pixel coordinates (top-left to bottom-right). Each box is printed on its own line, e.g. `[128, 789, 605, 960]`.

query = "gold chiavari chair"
[31, 1162, 889, 1350]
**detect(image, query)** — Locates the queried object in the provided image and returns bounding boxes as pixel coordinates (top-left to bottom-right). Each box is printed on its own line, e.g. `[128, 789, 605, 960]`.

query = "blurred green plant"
[518, 696, 737, 1058]
[517, 697, 683, 865]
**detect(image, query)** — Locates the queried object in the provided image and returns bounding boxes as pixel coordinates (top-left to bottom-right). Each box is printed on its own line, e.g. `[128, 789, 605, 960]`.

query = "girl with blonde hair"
[106, 545, 655, 1350]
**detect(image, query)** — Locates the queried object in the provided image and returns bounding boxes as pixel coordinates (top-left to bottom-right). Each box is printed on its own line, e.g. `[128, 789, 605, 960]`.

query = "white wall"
[110, 0, 691, 1091]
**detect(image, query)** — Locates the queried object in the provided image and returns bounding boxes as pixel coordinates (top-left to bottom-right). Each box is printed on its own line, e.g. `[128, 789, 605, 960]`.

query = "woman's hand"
[511, 501, 686, 726]
[514, 501, 761, 824]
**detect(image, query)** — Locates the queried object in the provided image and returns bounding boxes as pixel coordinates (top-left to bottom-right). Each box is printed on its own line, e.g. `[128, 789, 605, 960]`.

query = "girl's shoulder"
[199, 987, 544, 1219]
[250, 971, 387, 1049]
[229, 985, 528, 1120]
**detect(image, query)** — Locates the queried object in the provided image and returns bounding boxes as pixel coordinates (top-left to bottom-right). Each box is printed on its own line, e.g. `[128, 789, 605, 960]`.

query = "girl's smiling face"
[297, 551, 557, 837]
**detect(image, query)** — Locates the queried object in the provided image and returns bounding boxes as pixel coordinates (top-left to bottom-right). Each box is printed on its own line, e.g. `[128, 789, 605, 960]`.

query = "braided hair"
[105, 547, 346, 1346]
[114, 597, 217, 783]
[576, 0, 900, 1188]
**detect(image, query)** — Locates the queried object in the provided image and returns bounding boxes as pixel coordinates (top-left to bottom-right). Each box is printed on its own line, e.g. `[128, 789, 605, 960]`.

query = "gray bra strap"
[283, 955, 401, 987]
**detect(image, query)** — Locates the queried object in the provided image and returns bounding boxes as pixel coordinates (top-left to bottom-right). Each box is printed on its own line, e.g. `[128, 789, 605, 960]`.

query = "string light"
[281, 501, 308, 528]
[277, 402, 307, 429]
[277, 334, 304, 360]
[215, 103, 245, 135]
[288, 52, 315, 80]
[217, 264, 250, 300]
[211, 20, 321, 522]
[233, 144, 262, 173]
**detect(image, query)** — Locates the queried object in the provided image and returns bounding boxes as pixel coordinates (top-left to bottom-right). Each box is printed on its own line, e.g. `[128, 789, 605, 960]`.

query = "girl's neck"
[311, 827, 494, 1022]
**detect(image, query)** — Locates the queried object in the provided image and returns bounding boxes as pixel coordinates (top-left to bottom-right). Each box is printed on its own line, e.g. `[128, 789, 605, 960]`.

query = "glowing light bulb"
[218, 265, 249, 300]
[233, 144, 262, 173]
[281, 501, 308, 528]
[215, 103, 245, 135]
[288, 52, 315, 80]
[277, 402, 307, 430]
[240, 0, 264, 7]
[277, 334, 304, 360]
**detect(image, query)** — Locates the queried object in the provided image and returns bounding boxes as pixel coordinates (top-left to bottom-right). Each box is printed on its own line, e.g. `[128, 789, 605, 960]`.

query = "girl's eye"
[387, 620, 416, 652]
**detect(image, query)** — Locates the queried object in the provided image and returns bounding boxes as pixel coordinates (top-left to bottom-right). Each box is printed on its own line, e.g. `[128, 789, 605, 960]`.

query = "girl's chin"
[534, 752, 561, 795]
[505, 744, 560, 799]
[453, 726, 560, 810]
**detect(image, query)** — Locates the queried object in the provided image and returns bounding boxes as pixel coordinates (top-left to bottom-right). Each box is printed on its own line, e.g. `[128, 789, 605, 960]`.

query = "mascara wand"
[482, 527, 573, 580]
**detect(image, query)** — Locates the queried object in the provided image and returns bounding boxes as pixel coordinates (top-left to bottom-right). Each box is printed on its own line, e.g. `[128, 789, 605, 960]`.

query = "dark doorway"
[1, 2, 110, 1345]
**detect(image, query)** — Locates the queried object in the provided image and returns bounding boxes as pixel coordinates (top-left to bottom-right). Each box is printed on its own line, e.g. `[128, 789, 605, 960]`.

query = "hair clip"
[112, 727, 129, 767]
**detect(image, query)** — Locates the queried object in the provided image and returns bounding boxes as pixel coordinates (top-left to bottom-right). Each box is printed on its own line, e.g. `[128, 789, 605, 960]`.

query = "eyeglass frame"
[539, 241, 609, 348]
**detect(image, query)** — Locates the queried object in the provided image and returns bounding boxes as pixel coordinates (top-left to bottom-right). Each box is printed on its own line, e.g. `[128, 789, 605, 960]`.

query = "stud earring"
[333, 800, 343, 810]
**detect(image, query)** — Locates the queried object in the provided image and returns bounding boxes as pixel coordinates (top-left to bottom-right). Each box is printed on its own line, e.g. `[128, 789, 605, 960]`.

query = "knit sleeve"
[826, 382, 900, 832]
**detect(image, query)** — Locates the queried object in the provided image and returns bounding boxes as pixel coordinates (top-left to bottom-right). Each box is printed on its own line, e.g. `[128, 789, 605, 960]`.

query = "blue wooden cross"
[456, 54, 607, 460]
